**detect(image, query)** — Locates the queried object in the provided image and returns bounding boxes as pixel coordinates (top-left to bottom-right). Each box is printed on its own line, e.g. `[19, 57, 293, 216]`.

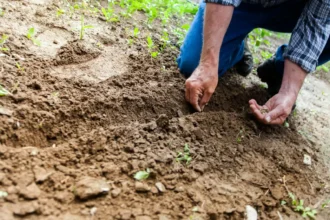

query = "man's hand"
[185, 64, 218, 112]
[249, 59, 307, 125]
[249, 91, 296, 124]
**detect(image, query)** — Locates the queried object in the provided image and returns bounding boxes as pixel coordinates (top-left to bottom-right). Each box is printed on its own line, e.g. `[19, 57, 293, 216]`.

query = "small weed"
[0, 8, 4, 17]
[288, 192, 317, 219]
[101, 7, 114, 22]
[134, 168, 150, 180]
[322, 199, 330, 209]
[236, 129, 245, 143]
[26, 28, 41, 46]
[176, 143, 192, 164]
[56, 8, 65, 17]
[133, 27, 140, 38]
[316, 64, 329, 72]
[16, 62, 25, 71]
[79, 15, 93, 40]
[0, 85, 11, 96]
[0, 34, 9, 51]
[146, 35, 159, 58]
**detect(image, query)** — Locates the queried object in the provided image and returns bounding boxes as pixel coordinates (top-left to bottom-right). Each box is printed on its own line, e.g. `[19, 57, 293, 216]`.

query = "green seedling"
[0, 85, 11, 96]
[0, 8, 4, 17]
[133, 27, 140, 38]
[0, 34, 9, 51]
[316, 64, 329, 72]
[176, 143, 192, 164]
[146, 35, 159, 58]
[16, 62, 24, 71]
[80, 16, 93, 40]
[56, 8, 65, 17]
[26, 28, 41, 46]
[288, 192, 317, 219]
[321, 199, 330, 209]
[160, 30, 170, 50]
[101, 7, 114, 22]
[134, 168, 150, 180]
[236, 129, 245, 143]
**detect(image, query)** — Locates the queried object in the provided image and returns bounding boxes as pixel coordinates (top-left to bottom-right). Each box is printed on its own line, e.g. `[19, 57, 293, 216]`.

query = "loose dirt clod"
[135, 182, 150, 192]
[19, 183, 41, 200]
[74, 177, 110, 200]
[13, 201, 39, 216]
[155, 182, 166, 193]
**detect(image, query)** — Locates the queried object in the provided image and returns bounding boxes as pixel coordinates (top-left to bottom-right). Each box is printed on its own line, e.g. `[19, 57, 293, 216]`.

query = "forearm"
[200, 3, 234, 68]
[279, 59, 307, 97]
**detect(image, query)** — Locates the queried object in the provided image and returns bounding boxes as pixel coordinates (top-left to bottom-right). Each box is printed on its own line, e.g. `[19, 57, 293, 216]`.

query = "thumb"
[264, 106, 285, 124]
[199, 91, 213, 111]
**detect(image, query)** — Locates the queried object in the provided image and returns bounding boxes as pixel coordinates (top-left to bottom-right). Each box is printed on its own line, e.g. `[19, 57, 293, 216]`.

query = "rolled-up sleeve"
[283, 0, 330, 73]
[204, 0, 242, 7]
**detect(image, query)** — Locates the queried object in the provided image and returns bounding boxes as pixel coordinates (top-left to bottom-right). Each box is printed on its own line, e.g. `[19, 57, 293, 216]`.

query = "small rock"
[155, 182, 166, 193]
[151, 186, 158, 194]
[111, 188, 121, 198]
[13, 201, 39, 216]
[174, 186, 184, 192]
[135, 182, 150, 192]
[75, 177, 110, 200]
[136, 216, 152, 220]
[237, 145, 244, 153]
[19, 183, 41, 200]
[145, 121, 157, 131]
[33, 166, 53, 183]
[245, 205, 257, 220]
[177, 110, 183, 117]
[303, 154, 312, 166]
[270, 185, 285, 200]
[193, 128, 203, 141]
[90, 207, 97, 216]
[54, 191, 74, 204]
[159, 214, 170, 220]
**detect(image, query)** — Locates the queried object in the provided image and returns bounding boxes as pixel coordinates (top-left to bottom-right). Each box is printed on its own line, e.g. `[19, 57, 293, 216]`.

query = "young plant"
[176, 143, 192, 164]
[134, 168, 150, 181]
[26, 28, 41, 46]
[146, 35, 159, 58]
[16, 62, 24, 72]
[288, 193, 317, 219]
[0, 85, 11, 96]
[101, 7, 114, 22]
[0, 8, 4, 17]
[133, 27, 140, 38]
[0, 34, 9, 51]
[80, 15, 93, 40]
[56, 8, 65, 17]
[322, 199, 330, 209]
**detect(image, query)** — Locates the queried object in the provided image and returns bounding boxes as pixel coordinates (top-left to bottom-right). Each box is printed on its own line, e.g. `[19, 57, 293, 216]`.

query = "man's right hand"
[185, 64, 218, 112]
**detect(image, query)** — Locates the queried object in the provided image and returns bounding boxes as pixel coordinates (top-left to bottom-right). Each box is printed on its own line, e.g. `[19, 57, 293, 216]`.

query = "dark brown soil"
[0, 0, 329, 220]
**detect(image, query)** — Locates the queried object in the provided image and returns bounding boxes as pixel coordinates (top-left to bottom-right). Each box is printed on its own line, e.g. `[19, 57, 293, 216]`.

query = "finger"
[265, 107, 287, 125]
[199, 91, 213, 111]
[185, 81, 190, 102]
[189, 88, 202, 112]
[249, 99, 265, 121]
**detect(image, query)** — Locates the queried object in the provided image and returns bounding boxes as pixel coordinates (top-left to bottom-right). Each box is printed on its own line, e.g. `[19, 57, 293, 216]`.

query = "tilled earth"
[0, 0, 329, 219]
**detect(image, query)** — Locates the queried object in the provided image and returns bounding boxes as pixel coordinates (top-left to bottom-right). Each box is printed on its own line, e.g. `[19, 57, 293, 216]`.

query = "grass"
[0, 85, 11, 96]
[79, 15, 93, 40]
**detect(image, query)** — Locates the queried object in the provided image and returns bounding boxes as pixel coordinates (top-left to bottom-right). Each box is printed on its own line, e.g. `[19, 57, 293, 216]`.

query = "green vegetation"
[0, 85, 11, 96]
[0, 8, 4, 17]
[288, 193, 317, 219]
[79, 15, 93, 40]
[134, 168, 150, 180]
[26, 28, 41, 46]
[176, 143, 192, 164]
[0, 34, 9, 51]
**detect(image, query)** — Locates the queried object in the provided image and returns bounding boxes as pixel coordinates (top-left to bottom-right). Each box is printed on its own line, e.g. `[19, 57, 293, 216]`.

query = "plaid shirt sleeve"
[283, 0, 330, 73]
[204, 0, 242, 7]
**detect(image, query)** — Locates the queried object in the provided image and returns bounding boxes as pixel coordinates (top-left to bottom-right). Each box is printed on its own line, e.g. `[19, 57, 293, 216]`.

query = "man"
[177, 0, 330, 125]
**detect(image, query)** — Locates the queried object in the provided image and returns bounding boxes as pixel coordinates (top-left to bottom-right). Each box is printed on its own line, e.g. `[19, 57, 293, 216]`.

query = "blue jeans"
[177, 0, 330, 78]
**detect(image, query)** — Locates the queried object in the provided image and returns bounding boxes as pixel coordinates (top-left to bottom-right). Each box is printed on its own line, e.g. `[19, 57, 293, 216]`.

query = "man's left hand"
[249, 91, 297, 125]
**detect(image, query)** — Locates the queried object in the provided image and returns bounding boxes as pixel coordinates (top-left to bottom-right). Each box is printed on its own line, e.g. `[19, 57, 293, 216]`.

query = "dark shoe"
[235, 37, 254, 77]
[257, 57, 296, 110]
[257, 57, 282, 97]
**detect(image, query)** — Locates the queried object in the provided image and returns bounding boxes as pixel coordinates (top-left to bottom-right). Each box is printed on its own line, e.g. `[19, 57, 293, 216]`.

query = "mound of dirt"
[55, 40, 101, 65]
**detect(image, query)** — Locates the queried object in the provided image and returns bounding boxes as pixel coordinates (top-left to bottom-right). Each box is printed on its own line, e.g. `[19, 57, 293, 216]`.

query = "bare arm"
[250, 60, 307, 124]
[185, 4, 234, 112]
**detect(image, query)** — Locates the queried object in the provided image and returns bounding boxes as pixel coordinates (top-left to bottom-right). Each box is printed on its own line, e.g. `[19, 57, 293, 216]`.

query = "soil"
[0, 0, 330, 220]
